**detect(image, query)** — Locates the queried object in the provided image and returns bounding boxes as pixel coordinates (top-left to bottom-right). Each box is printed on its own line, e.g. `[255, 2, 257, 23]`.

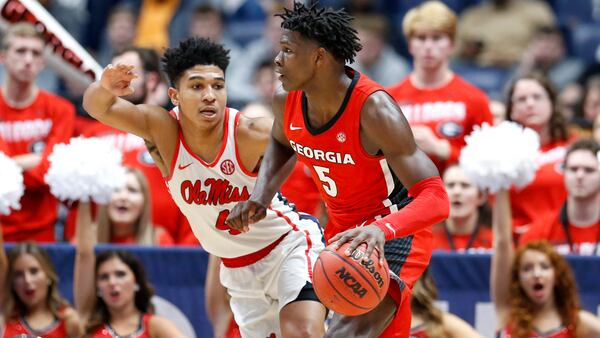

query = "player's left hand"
[328, 224, 386, 266]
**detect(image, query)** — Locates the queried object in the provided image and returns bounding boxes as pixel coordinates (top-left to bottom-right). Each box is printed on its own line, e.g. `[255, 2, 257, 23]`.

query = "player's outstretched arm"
[331, 91, 449, 263]
[490, 189, 513, 326]
[73, 202, 97, 320]
[82, 64, 164, 142]
[226, 87, 297, 232]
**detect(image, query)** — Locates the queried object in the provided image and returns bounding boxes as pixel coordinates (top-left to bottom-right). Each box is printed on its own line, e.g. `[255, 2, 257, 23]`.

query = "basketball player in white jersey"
[82, 37, 326, 338]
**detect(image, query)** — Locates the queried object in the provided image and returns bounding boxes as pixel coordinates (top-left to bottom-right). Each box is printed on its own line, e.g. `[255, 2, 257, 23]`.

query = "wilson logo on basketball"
[220, 159, 235, 175]
[350, 250, 385, 288]
[334, 267, 367, 298]
[180, 179, 250, 205]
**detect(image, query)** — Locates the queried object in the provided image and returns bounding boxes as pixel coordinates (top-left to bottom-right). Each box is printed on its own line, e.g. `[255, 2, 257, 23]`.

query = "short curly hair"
[277, 2, 362, 64]
[161, 37, 230, 87]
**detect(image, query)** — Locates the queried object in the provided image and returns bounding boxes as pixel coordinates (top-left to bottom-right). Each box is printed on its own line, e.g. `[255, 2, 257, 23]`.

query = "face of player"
[510, 79, 553, 131]
[1, 36, 45, 83]
[12, 253, 50, 310]
[96, 257, 138, 311]
[171, 65, 227, 128]
[408, 28, 453, 71]
[274, 30, 320, 91]
[564, 149, 600, 200]
[108, 172, 144, 230]
[112, 51, 146, 104]
[443, 166, 482, 221]
[518, 250, 556, 306]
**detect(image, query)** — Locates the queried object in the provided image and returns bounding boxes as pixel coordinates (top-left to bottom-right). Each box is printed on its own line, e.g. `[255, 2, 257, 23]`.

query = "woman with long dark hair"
[74, 202, 184, 337]
[505, 73, 571, 237]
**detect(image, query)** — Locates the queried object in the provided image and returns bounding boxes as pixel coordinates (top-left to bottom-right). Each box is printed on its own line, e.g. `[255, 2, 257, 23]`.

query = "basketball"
[313, 242, 390, 316]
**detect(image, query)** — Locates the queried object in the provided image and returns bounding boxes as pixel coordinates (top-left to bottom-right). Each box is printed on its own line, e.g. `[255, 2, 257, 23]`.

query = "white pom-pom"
[0, 152, 24, 215]
[45, 137, 127, 203]
[459, 121, 540, 193]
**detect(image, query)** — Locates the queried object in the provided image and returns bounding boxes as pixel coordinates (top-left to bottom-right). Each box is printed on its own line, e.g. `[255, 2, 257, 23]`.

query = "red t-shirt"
[509, 140, 569, 235]
[70, 122, 196, 245]
[0, 90, 75, 242]
[387, 75, 493, 173]
[519, 211, 600, 255]
[90, 313, 152, 338]
[3, 316, 67, 338]
[432, 223, 493, 253]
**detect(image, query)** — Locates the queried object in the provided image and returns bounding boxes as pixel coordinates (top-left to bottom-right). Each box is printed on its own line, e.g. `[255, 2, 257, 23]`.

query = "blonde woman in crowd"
[0, 230, 81, 337]
[410, 268, 482, 338]
[77, 167, 173, 246]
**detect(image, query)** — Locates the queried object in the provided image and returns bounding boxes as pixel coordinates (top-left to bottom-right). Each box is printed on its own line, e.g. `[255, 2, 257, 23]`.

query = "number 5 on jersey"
[313, 165, 338, 197]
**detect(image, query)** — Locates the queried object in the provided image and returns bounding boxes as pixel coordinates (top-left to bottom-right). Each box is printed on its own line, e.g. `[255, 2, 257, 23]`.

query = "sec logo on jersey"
[221, 159, 235, 175]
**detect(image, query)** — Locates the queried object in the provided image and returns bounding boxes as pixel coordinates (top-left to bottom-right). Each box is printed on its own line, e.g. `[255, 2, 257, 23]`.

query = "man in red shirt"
[0, 23, 75, 242]
[387, 1, 493, 174]
[226, 3, 450, 337]
[520, 138, 600, 255]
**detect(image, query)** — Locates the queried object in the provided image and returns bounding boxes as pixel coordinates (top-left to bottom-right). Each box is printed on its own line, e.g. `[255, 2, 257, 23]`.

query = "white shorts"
[220, 215, 324, 338]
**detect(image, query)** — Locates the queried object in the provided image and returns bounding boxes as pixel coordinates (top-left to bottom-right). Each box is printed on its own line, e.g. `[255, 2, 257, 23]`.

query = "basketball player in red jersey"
[82, 37, 326, 337]
[226, 3, 450, 337]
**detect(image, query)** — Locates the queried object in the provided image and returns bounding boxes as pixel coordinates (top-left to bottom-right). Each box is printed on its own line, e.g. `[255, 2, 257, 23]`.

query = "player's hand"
[225, 200, 268, 233]
[328, 224, 386, 265]
[100, 64, 138, 97]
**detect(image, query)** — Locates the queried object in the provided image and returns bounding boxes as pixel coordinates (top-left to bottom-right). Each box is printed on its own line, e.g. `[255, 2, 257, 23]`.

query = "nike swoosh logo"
[289, 123, 302, 131]
[178, 163, 192, 170]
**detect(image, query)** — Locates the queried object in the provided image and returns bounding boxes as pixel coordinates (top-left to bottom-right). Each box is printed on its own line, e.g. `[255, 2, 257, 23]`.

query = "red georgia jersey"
[284, 68, 403, 239]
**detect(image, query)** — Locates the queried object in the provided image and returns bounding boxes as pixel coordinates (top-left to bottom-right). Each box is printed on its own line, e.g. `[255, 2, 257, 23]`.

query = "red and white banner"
[0, 0, 102, 86]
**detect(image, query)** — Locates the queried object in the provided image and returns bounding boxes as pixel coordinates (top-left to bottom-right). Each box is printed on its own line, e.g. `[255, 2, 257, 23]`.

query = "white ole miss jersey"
[166, 108, 303, 260]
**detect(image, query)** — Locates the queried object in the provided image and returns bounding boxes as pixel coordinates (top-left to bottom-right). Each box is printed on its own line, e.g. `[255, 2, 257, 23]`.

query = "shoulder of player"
[361, 90, 404, 125]
[236, 114, 271, 144]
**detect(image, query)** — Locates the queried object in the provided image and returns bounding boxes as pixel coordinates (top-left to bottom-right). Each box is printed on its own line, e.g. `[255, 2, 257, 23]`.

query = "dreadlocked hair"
[161, 37, 230, 87]
[277, 1, 362, 64]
